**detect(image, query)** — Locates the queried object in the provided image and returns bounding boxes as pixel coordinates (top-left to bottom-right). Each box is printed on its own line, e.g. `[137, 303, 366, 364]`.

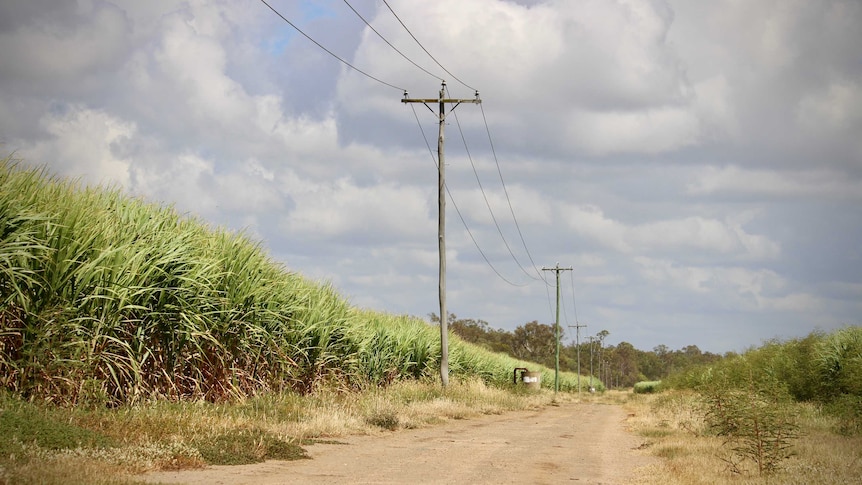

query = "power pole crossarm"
[402, 98, 480, 104]
[542, 263, 573, 394]
[401, 81, 481, 387]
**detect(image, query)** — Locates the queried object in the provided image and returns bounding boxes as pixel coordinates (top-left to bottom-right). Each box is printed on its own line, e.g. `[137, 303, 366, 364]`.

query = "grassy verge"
[623, 390, 862, 485]
[0, 378, 577, 484]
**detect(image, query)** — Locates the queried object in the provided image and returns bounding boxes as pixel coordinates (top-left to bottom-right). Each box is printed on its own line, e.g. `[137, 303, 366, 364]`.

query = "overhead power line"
[264, 0, 576, 350]
[381, 0, 477, 92]
[569, 269, 580, 324]
[259, 0, 405, 91]
[479, 103, 549, 287]
[446, 86, 538, 283]
[409, 103, 525, 288]
[445, 88, 552, 290]
[341, 0, 444, 82]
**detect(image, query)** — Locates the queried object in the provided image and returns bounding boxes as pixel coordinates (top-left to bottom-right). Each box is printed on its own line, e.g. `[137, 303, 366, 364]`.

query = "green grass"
[0, 393, 115, 454]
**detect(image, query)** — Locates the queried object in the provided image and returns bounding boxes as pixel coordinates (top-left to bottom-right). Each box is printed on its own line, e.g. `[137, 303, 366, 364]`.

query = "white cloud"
[687, 166, 862, 200]
[17, 106, 134, 188]
[796, 80, 862, 132]
[567, 106, 700, 155]
[632, 257, 829, 316]
[152, 12, 256, 129]
[564, 204, 631, 252]
[344, 0, 696, 156]
[131, 152, 219, 215]
[451, 183, 553, 227]
[563, 204, 780, 260]
[269, 115, 341, 164]
[691, 75, 739, 141]
[634, 217, 740, 254]
[211, 159, 285, 213]
[281, 175, 433, 244]
[130, 153, 285, 221]
[635, 257, 712, 293]
[767, 292, 824, 313]
[0, 2, 130, 92]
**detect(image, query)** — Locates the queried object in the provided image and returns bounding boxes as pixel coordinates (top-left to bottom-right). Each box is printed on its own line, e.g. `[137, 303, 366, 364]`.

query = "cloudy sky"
[2, 0, 860, 353]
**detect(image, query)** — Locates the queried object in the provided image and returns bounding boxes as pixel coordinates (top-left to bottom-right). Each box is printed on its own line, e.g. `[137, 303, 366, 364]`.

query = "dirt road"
[143, 402, 654, 484]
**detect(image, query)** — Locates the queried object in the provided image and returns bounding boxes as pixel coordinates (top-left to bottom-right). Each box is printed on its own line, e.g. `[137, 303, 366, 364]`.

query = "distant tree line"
[430, 313, 725, 388]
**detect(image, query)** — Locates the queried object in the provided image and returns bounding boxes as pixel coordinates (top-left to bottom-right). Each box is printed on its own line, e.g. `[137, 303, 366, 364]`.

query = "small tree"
[700, 370, 800, 476]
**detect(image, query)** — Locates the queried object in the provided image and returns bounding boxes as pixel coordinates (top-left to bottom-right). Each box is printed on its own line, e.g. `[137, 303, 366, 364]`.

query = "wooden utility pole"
[569, 322, 587, 397]
[588, 336, 594, 391]
[402, 81, 481, 387]
[542, 263, 572, 393]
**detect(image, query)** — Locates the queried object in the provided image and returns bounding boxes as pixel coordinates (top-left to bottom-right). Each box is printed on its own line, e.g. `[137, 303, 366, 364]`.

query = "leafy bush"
[633, 381, 662, 394]
[817, 326, 862, 398]
[825, 393, 862, 436]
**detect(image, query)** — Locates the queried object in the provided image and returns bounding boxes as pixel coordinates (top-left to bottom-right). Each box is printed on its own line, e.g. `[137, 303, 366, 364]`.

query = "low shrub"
[366, 410, 400, 431]
[633, 381, 662, 394]
[0, 395, 115, 454]
[699, 373, 800, 476]
[192, 428, 307, 465]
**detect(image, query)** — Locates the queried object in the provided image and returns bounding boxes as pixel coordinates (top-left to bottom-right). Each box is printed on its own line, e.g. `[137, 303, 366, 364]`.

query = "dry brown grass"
[623, 390, 862, 485]
[2, 379, 567, 484]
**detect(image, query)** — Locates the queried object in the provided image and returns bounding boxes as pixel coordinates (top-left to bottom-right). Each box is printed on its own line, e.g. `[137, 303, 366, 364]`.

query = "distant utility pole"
[402, 81, 481, 387]
[569, 322, 587, 397]
[542, 263, 572, 394]
[588, 336, 594, 390]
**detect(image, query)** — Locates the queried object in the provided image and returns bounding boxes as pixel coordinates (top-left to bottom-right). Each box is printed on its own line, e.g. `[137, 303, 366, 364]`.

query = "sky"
[1, 0, 860, 354]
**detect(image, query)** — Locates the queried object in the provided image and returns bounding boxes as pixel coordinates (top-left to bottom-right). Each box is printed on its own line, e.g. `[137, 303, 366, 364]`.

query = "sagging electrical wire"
[446, 86, 540, 284]
[342, 0, 444, 82]
[480, 103, 550, 287]
[381, 0, 477, 92]
[259, 0, 405, 92]
[409, 104, 528, 288]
